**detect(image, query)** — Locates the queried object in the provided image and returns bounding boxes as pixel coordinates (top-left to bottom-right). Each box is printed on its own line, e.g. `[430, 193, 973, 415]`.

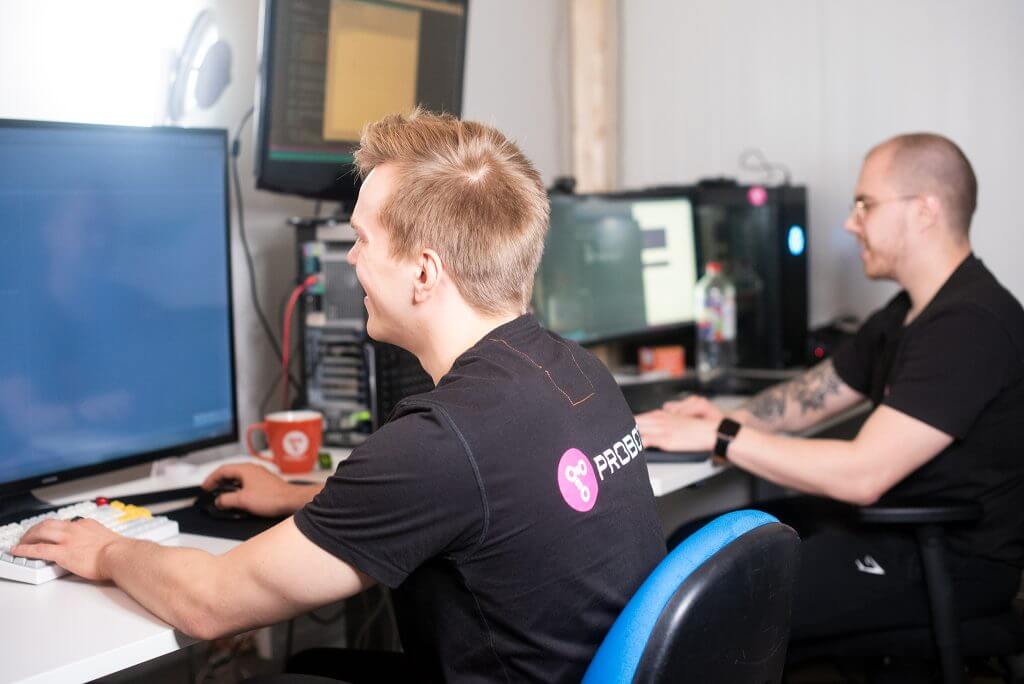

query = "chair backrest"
[583, 510, 800, 684]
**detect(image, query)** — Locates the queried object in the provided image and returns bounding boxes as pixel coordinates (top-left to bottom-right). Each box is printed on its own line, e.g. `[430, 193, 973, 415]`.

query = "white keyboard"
[0, 500, 179, 584]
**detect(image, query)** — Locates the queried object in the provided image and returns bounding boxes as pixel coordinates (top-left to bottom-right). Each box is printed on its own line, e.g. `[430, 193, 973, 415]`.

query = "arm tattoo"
[792, 360, 842, 414]
[743, 360, 843, 426]
[745, 384, 789, 424]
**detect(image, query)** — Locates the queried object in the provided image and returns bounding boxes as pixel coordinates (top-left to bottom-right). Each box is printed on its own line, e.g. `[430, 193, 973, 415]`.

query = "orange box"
[638, 345, 686, 377]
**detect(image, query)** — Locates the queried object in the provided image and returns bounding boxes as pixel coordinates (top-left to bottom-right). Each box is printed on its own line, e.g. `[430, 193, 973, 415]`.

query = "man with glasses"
[637, 133, 1024, 651]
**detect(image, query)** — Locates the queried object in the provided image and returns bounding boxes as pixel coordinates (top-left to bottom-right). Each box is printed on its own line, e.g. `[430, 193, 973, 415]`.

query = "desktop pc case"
[294, 219, 433, 446]
[649, 181, 808, 369]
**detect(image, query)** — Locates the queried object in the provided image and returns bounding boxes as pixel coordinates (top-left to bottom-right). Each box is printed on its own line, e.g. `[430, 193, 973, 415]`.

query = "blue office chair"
[583, 510, 800, 684]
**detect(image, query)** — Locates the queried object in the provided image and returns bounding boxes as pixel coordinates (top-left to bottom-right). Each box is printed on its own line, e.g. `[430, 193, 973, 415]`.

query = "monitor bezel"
[253, 0, 470, 203]
[540, 187, 704, 347]
[0, 118, 240, 499]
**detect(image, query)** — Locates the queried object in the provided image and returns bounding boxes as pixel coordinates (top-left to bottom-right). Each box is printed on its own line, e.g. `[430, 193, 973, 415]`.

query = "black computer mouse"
[197, 478, 252, 520]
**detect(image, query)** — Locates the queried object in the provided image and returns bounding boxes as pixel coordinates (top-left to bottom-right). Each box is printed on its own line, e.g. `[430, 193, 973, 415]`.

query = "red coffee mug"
[246, 410, 323, 474]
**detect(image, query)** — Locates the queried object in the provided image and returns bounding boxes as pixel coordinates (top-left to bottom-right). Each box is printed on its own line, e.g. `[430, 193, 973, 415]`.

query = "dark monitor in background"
[254, 0, 469, 203]
[534, 192, 699, 345]
[0, 120, 237, 516]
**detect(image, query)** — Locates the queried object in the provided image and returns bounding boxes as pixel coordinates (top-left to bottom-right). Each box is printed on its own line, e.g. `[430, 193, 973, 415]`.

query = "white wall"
[463, 0, 571, 181]
[620, 0, 1024, 324]
[0, 0, 569, 441]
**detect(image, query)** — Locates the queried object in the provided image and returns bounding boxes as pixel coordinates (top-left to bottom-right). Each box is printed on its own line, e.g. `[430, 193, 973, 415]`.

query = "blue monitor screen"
[0, 122, 236, 490]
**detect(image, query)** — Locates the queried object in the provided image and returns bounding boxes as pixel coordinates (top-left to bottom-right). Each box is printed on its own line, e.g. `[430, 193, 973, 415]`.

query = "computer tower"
[294, 219, 433, 446]
[645, 180, 808, 369]
[691, 180, 808, 369]
[365, 340, 436, 429]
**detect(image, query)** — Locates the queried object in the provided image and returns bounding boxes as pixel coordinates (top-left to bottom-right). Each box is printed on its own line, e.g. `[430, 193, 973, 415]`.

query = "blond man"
[17, 111, 666, 683]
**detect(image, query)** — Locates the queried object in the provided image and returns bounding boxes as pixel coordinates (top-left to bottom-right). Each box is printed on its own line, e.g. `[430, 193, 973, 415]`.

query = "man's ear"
[914, 194, 941, 233]
[413, 249, 444, 304]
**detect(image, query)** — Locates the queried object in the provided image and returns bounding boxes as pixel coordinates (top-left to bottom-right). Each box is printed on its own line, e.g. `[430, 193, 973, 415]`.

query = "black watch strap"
[713, 418, 742, 460]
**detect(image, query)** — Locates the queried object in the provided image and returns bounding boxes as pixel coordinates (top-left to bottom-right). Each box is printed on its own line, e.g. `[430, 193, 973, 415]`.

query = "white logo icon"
[282, 430, 309, 459]
[854, 555, 886, 576]
[565, 458, 591, 503]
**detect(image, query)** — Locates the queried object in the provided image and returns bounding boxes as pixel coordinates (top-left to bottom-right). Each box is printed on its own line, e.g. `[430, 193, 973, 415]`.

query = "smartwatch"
[713, 418, 742, 460]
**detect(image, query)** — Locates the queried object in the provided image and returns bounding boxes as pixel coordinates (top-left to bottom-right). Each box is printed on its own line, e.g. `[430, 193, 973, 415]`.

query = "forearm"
[727, 406, 777, 433]
[100, 539, 230, 638]
[731, 359, 853, 434]
[727, 429, 877, 505]
[726, 405, 825, 434]
[732, 384, 829, 434]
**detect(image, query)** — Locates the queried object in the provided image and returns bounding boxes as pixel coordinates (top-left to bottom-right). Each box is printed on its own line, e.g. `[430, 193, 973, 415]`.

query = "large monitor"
[254, 0, 469, 203]
[0, 120, 237, 514]
[533, 192, 699, 344]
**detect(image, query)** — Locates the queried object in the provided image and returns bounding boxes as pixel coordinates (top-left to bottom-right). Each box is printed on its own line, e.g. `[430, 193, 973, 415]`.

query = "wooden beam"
[570, 0, 618, 193]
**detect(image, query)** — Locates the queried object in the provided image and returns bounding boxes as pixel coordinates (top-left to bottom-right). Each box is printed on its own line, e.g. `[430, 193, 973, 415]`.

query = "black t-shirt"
[295, 315, 666, 682]
[832, 254, 1024, 567]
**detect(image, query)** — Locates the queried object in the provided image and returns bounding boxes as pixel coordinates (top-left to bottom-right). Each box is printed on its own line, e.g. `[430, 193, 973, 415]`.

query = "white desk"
[648, 459, 725, 497]
[3, 457, 319, 684]
[1, 533, 238, 684]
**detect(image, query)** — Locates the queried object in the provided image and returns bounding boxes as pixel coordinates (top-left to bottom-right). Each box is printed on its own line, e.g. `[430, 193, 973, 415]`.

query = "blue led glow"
[787, 225, 805, 256]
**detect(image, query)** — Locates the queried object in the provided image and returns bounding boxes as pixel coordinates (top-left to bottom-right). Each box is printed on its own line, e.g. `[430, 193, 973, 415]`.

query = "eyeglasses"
[849, 195, 918, 223]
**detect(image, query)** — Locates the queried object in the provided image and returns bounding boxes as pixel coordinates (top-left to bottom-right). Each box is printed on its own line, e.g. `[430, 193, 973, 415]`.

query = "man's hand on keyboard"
[635, 409, 717, 454]
[13, 518, 120, 581]
[660, 395, 724, 422]
[201, 463, 319, 517]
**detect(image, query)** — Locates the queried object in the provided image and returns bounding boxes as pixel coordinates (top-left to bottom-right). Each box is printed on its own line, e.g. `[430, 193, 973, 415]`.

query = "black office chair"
[583, 510, 801, 683]
[789, 500, 1024, 684]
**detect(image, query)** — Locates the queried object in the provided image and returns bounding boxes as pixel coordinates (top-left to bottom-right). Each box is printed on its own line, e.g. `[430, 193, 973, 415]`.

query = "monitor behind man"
[534, 192, 698, 344]
[254, 0, 469, 202]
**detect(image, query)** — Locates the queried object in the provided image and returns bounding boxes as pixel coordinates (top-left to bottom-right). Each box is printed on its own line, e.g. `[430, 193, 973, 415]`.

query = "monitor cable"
[230, 105, 303, 396]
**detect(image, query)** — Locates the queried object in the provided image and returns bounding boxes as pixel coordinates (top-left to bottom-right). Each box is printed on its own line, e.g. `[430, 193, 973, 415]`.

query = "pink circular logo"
[557, 448, 599, 512]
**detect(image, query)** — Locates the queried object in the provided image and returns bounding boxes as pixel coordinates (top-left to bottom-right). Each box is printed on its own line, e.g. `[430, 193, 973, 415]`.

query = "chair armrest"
[856, 500, 983, 525]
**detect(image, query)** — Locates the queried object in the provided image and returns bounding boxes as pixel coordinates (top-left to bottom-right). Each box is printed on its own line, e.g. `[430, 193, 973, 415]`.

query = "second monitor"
[533, 192, 698, 344]
[254, 0, 469, 202]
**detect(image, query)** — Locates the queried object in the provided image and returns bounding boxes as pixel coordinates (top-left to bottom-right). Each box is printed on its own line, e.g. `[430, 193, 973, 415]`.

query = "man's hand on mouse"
[201, 463, 319, 517]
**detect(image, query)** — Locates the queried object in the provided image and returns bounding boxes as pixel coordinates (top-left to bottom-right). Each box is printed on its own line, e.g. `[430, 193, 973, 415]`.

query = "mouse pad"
[167, 503, 288, 541]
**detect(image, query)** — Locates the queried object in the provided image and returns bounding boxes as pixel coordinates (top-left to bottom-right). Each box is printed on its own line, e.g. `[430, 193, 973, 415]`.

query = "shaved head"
[868, 133, 977, 235]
